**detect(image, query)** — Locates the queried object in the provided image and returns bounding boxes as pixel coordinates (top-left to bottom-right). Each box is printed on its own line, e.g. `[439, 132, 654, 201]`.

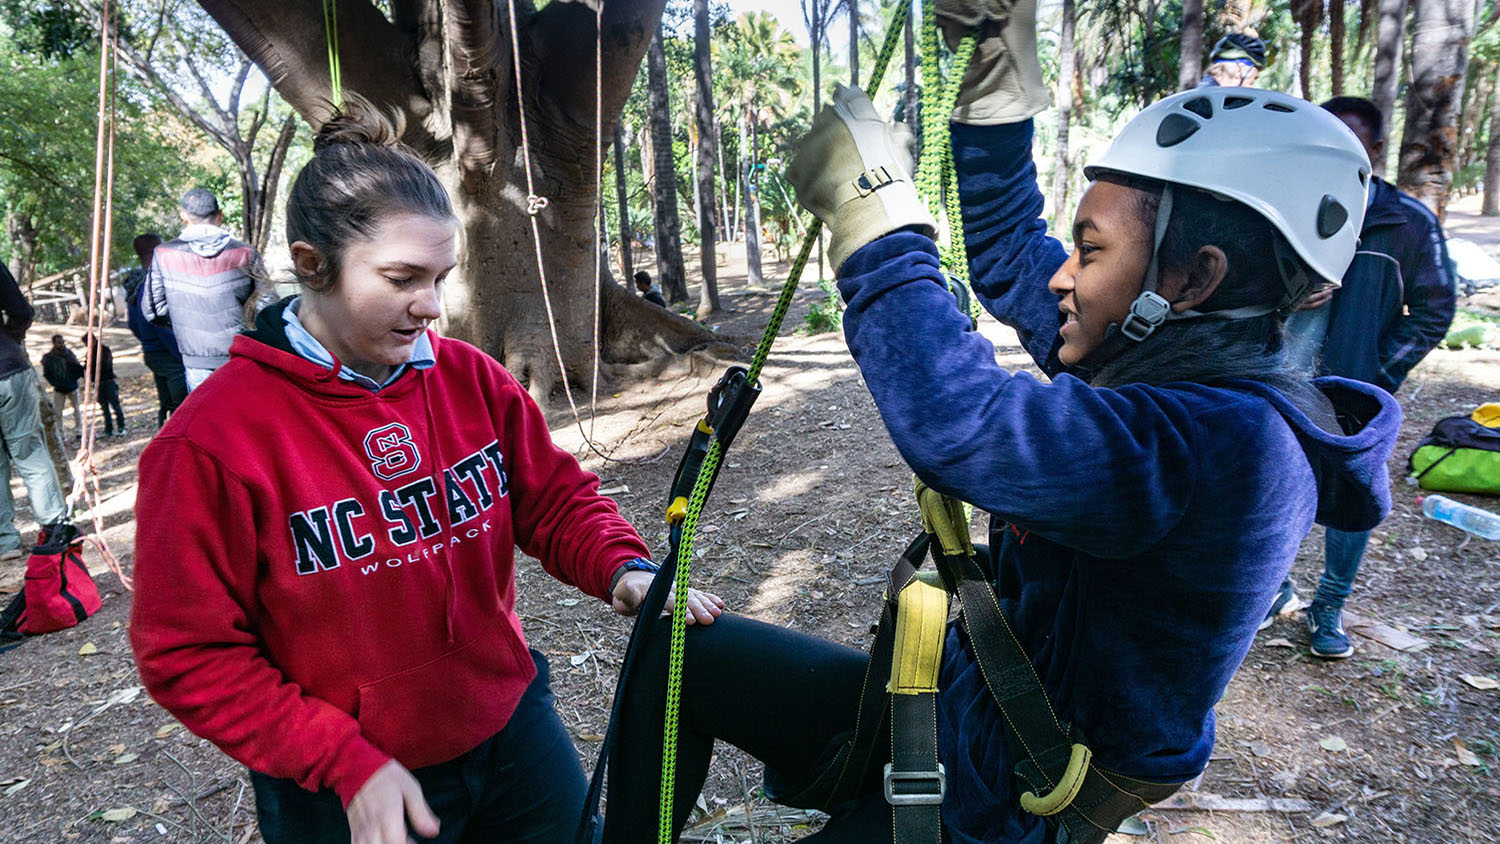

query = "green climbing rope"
[323, 0, 343, 107]
[655, 5, 976, 840]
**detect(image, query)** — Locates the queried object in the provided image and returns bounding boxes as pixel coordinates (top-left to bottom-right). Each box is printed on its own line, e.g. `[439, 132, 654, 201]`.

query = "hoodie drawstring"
[419, 374, 460, 643]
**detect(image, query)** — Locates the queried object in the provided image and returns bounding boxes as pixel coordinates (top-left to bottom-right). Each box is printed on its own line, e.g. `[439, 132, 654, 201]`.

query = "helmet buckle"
[1120, 292, 1172, 342]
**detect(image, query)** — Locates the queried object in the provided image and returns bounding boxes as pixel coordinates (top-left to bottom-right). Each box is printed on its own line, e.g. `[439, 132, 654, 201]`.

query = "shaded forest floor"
[1, 232, 1498, 843]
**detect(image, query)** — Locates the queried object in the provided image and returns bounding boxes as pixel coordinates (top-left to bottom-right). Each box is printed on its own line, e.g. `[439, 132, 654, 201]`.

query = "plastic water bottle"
[1418, 495, 1500, 540]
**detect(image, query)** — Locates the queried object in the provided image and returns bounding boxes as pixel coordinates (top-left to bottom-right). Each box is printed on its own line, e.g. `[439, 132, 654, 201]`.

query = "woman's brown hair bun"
[312, 94, 406, 152]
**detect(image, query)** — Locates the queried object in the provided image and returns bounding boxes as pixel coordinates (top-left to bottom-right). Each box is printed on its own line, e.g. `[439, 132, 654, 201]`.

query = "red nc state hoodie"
[130, 302, 650, 805]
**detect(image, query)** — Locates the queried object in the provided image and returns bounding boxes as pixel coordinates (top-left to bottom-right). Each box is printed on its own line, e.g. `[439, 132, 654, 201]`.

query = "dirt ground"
[0, 241, 1497, 844]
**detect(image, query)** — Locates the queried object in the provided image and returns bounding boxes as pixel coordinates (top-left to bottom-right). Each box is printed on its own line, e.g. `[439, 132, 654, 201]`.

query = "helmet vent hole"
[1317, 195, 1348, 238]
[1155, 113, 1201, 148]
[1224, 96, 1254, 110]
[1263, 102, 1295, 113]
[1359, 167, 1370, 187]
[1183, 97, 1214, 119]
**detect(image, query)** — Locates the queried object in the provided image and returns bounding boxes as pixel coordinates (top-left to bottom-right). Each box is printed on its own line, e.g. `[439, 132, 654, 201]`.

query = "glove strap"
[833, 166, 906, 207]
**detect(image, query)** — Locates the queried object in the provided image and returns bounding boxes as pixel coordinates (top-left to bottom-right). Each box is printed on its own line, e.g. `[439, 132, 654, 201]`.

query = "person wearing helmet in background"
[1197, 33, 1267, 88]
[600, 3, 1400, 844]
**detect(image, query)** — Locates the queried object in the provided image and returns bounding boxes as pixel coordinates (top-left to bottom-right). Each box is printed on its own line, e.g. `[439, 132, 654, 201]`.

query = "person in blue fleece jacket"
[601, 6, 1401, 843]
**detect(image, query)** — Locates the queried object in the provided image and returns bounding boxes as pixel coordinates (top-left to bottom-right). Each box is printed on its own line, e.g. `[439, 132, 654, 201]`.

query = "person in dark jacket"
[85, 333, 126, 437]
[634, 271, 667, 307]
[1273, 96, 1457, 658]
[124, 233, 188, 426]
[0, 263, 68, 562]
[601, 7, 1398, 843]
[41, 334, 84, 440]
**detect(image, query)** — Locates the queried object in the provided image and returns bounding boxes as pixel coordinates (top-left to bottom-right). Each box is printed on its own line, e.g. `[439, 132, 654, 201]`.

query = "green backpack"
[1408, 403, 1500, 496]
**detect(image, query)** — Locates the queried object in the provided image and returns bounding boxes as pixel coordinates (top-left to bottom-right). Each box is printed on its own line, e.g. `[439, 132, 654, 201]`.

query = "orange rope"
[72, 0, 128, 590]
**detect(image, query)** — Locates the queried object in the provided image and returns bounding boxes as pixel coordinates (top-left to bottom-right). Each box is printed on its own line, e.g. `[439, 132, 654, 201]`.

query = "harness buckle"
[883, 762, 946, 806]
[1119, 291, 1172, 342]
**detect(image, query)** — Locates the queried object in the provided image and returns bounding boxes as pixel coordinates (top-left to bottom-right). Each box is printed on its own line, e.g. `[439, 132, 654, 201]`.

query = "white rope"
[503, 0, 621, 463]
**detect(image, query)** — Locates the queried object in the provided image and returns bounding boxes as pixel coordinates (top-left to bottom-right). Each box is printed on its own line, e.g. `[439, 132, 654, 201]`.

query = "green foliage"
[0, 34, 223, 279]
[802, 277, 843, 334]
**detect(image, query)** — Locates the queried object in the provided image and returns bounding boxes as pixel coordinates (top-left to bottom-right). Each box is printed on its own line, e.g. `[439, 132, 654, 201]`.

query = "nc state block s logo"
[363, 423, 422, 481]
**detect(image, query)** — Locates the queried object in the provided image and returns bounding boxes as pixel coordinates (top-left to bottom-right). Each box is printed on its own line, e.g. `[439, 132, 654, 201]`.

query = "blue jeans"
[0, 369, 68, 552]
[1313, 527, 1372, 611]
[252, 651, 586, 844]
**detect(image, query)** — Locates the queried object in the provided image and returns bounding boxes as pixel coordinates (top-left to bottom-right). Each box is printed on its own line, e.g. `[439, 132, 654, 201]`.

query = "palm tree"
[693, 0, 721, 315]
[646, 27, 689, 303]
[721, 12, 803, 287]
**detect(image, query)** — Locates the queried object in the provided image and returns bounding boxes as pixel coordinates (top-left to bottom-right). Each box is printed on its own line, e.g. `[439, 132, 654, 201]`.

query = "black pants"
[252, 651, 587, 844]
[601, 614, 898, 844]
[97, 379, 125, 434]
[142, 348, 188, 425]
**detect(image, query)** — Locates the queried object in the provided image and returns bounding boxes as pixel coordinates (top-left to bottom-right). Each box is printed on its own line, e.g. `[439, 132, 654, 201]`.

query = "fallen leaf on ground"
[2, 777, 29, 796]
[77, 643, 98, 656]
[1311, 811, 1348, 828]
[1318, 736, 1348, 752]
[1454, 738, 1483, 766]
[1116, 816, 1149, 835]
[112, 753, 137, 765]
[153, 723, 178, 739]
[98, 807, 136, 822]
[1249, 742, 1274, 758]
[557, 598, 580, 607]
[1460, 674, 1498, 690]
[569, 651, 593, 667]
[1264, 638, 1296, 648]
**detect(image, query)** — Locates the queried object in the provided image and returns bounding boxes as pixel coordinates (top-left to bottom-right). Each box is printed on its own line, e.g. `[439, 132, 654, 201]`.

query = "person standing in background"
[0, 262, 68, 562]
[125, 233, 188, 426]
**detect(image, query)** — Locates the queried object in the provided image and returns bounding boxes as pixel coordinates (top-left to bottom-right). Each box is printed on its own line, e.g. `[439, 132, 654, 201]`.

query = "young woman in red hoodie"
[130, 101, 723, 844]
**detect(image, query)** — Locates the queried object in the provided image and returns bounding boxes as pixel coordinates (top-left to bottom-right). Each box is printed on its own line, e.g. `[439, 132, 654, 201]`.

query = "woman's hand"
[1298, 285, 1335, 310]
[611, 570, 725, 625]
[346, 760, 439, 844]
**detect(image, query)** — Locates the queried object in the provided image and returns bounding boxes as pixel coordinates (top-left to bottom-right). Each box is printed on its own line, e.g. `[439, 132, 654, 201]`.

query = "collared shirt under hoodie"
[129, 299, 650, 806]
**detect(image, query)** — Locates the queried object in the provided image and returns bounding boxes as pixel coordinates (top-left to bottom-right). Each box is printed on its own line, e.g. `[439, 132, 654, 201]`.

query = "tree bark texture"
[1178, 0, 1204, 91]
[1397, 0, 1475, 220]
[1372, 0, 1410, 178]
[1052, 0, 1075, 223]
[647, 27, 690, 304]
[693, 0, 721, 317]
[1483, 62, 1500, 214]
[1293, 0, 1324, 102]
[196, 0, 722, 403]
[745, 113, 764, 286]
[613, 123, 635, 285]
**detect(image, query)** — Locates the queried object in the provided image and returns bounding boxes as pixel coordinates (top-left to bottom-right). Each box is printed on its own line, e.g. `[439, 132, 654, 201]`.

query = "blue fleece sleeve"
[951, 121, 1069, 373]
[839, 234, 1195, 558]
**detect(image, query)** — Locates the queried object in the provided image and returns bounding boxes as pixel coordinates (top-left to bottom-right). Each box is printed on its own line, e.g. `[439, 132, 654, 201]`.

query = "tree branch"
[442, 0, 501, 176]
[227, 57, 254, 121]
[531, 0, 666, 143]
[196, 0, 441, 155]
[183, 53, 237, 135]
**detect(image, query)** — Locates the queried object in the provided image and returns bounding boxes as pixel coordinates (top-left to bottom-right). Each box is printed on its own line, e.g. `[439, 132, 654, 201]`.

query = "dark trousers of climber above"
[602, 614, 895, 843]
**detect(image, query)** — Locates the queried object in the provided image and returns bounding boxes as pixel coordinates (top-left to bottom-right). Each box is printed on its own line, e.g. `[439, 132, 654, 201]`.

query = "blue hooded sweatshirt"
[836, 121, 1401, 843]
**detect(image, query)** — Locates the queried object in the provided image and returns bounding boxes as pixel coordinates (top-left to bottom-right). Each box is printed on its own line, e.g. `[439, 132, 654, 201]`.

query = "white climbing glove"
[937, 0, 1049, 125]
[786, 84, 937, 274]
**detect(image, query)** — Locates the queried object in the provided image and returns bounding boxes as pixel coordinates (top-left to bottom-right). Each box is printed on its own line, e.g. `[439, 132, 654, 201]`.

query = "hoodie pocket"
[355, 633, 536, 769]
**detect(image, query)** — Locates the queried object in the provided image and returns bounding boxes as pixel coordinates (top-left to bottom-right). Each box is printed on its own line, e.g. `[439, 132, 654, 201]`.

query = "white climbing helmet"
[1084, 88, 1371, 290]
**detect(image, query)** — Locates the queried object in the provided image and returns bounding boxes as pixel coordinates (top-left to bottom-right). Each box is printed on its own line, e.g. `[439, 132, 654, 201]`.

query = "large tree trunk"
[1482, 63, 1500, 214]
[1052, 0, 1076, 224]
[252, 112, 298, 254]
[1397, 0, 1476, 220]
[197, 0, 725, 405]
[613, 123, 635, 286]
[1371, 0, 1410, 178]
[745, 112, 764, 286]
[1178, 0, 1204, 91]
[693, 0, 721, 317]
[646, 27, 689, 304]
[6, 213, 38, 289]
[1293, 1, 1324, 101]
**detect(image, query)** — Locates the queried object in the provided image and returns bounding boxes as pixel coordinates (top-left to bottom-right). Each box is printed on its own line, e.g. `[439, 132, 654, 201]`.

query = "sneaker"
[1307, 603, 1354, 659]
[0, 548, 22, 562]
[1258, 581, 1304, 631]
